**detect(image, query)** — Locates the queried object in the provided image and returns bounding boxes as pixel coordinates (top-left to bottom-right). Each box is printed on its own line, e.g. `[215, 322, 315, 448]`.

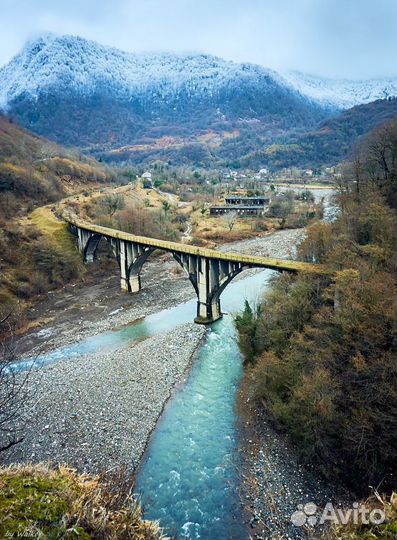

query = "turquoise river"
[16, 269, 274, 539]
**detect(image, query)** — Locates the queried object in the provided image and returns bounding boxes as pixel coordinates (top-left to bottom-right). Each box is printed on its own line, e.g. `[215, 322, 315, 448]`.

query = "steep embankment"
[235, 118, 397, 538]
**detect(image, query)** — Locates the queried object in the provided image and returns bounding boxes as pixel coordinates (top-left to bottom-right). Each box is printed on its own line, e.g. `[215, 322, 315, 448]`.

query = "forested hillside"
[237, 97, 397, 170]
[0, 115, 115, 318]
[236, 117, 397, 497]
[1, 35, 326, 150]
[97, 98, 397, 169]
[0, 114, 114, 219]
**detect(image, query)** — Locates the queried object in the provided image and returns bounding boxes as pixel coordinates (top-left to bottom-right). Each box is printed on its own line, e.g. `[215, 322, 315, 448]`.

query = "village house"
[209, 195, 270, 217]
[141, 171, 153, 188]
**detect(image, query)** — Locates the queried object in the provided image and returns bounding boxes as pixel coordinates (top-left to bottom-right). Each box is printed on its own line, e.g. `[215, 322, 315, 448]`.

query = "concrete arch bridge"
[65, 215, 326, 324]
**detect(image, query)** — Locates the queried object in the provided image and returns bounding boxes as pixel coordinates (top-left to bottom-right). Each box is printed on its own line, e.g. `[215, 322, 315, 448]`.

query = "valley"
[0, 19, 396, 540]
[3, 222, 321, 539]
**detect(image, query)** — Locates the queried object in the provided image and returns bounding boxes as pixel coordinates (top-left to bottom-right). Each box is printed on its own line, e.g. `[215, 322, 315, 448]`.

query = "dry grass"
[191, 215, 276, 246]
[331, 492, 397, 540]
[29, 207, 77, 254]
[0, 463, 164, 540]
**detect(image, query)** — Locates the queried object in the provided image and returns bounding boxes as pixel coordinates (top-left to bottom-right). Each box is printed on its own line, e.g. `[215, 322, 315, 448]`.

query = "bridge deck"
[65, 215, 326, 275]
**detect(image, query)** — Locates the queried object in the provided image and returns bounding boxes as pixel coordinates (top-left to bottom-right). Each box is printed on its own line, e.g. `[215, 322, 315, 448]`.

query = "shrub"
[332, 492, 397, 540]
[235, 300, 262, 363]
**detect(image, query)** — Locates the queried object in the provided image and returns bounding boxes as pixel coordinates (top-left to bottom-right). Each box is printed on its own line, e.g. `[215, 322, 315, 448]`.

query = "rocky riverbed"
[218, 228, 306, 259]
[4, 324, 205, 473]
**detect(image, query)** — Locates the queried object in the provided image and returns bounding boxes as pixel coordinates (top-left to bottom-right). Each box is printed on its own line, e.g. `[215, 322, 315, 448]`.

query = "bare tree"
[0, 313, 30, 453]
[100, 194, 125, 217]
[345, 118, 397, 209]
[223, 211, 238, 232]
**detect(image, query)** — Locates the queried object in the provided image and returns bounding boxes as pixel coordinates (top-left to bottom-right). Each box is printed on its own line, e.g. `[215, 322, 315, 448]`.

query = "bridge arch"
[210, 265, 245, 304]
[69, 217, 324, 324]
[126, 247, 199, 296]
[84, 233, 102, 263]
[83, 233, 120, 264]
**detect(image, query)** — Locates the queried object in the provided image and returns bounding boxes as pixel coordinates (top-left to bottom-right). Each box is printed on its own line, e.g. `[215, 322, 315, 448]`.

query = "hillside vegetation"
[96, 99, 397, 171]
[1, 35, 326, 152]
[0, 463, 162, 540]
[236, 117, 397, 495]
[0, 115, 115, 318]
[0, 114, 114, 218]
[236, 98, 397, 170]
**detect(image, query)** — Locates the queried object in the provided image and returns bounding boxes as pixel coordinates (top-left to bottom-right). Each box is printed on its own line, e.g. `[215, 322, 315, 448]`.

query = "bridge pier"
[128, 274, 141, 293]
[120, 274, 141, 293]
[194, 257, 223, 324]
[78, 228, 98, 263]
[118, 239, 154, 293]
[195, 297, 222, 324]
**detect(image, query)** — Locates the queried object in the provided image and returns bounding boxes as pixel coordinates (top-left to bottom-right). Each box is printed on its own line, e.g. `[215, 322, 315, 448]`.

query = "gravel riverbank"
[237, 390, 350, 540]
[219, 228, 306, 259]
[3, 324, 206, 473]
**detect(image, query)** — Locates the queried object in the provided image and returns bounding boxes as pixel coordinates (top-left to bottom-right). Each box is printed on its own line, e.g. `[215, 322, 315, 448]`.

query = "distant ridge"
[282, 70, 397, 110]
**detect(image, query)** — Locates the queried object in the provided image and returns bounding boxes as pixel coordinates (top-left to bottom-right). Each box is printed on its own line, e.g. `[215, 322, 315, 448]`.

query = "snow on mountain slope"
[282, 70, 397, 110]
[0, 33, 292, 109]
[0, 34, 395, 113]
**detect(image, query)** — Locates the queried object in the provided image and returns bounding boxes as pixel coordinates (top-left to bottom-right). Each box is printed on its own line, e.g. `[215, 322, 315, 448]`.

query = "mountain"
[236, 97, 397, 170]
[282, 71, 397, 110]
[0, 34, 328, 147]
[0, 34, 396, 170]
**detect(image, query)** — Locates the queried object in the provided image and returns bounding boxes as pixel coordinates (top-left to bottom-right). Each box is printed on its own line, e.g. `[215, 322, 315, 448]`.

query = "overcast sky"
[0, 0, 396, 79]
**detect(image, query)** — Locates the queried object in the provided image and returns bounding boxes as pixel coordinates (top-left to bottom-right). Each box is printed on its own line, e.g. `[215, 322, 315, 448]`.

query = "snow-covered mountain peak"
[2, 34, 395, 113]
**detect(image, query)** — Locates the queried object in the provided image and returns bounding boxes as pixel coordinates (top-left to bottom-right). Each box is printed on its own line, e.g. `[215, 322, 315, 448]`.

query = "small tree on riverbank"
[0, 313, 29, 453]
